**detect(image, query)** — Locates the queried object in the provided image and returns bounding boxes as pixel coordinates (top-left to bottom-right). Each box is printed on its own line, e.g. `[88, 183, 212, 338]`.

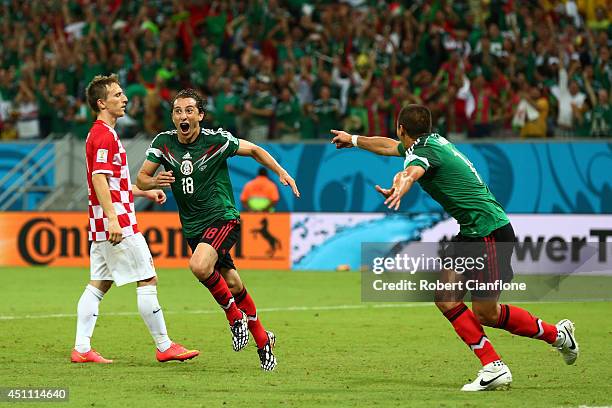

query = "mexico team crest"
[181, 160, 193, 175]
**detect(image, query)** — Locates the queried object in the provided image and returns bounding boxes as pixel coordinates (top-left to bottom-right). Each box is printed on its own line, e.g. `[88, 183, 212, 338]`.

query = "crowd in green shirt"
[0, 0, 610, 142]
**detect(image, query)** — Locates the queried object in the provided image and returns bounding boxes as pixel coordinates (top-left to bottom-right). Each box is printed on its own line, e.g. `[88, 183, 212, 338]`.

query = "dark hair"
[258, 167, 268, 177]
[172, 88, 206, 114]
[85, 74, 120, 112]
[397, 104, 432, 138]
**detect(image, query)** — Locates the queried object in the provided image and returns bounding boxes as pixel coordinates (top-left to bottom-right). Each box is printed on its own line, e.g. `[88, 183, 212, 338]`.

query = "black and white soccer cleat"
[230, 311, 249, 352]
[257, 331, 277, 371]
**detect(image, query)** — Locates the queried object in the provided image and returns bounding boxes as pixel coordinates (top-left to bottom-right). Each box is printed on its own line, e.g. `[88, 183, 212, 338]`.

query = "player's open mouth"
[180, 123, 190, 133]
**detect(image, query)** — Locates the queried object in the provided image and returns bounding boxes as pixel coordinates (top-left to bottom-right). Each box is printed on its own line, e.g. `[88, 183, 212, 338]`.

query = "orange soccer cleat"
[156, 343, 200, 362]
[71, 349, 113, 364]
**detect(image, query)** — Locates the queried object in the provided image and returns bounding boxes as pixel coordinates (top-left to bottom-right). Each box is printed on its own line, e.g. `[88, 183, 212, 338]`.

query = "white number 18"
[182, 177, 194, 194]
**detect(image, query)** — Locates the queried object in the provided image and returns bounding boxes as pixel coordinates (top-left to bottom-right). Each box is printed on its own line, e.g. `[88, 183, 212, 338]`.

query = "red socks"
[200, 271, 270, 348]
[496, 304, 558, 344]
[200, 270, 243, 324]
[444, 303, 500, 366]
[443, 303, 560, 367]
[235, 287, 269, 349]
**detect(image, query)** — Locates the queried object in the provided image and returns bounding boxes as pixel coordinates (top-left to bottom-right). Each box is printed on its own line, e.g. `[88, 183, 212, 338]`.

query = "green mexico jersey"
[146, 128, 240, 237]
[398, 134, 509, 237]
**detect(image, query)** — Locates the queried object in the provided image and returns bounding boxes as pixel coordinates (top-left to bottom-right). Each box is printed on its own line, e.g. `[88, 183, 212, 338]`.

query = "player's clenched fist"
[145, 189, 167, 205]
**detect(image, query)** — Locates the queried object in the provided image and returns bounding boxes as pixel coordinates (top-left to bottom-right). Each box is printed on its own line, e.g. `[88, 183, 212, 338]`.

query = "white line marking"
[0, 300, 572, 322]
[0, 303, 433, 321]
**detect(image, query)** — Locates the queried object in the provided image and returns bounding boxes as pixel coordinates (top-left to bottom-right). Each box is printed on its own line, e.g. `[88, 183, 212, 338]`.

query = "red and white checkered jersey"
[86, 120, 139, 241]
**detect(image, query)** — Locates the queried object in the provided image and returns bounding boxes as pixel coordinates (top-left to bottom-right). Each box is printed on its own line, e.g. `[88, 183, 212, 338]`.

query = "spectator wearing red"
[364, 86, 390, 137]
[469, 74, 496, 138]
[438, 77, 470, 139]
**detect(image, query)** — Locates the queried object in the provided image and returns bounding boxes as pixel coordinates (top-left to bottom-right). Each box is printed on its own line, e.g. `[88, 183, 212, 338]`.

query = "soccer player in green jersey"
[137, 89, 300, 371]
[331, 105, 579, 391]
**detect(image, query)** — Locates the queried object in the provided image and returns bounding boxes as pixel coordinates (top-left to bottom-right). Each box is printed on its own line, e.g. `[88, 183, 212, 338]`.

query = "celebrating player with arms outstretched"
[137, 89, 300, 371]
[331, 104, 579, 391]
[73, 74, 199, 364]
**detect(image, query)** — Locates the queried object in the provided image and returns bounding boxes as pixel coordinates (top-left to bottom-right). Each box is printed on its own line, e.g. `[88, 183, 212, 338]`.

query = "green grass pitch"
[0, 267, 611, 407]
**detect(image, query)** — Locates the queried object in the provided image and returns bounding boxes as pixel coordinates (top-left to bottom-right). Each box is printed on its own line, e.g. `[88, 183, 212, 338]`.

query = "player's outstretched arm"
[236, 139, 300, 198]
[137, 159, 175, 191]
[330, 130, 402, 157]
[132, 185, 167, 205]
[375, 165, 425, 211]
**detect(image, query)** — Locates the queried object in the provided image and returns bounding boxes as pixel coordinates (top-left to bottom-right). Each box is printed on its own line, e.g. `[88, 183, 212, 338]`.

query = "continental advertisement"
[2, 212, 611, 271]
[0, 212, 291, 270]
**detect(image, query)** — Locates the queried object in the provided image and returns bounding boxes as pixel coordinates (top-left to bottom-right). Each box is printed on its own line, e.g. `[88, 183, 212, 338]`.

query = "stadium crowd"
[0, 0, 610, 141]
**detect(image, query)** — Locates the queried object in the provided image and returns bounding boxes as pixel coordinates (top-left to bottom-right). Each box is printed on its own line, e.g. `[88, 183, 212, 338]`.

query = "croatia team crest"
[181, 160, 193, 175]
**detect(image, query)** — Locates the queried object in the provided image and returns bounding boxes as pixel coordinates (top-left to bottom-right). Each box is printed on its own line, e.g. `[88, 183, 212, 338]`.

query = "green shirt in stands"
[36, 90, 53, 118]
[214, 92, 239, 130]
[313, 98, 340, 137]
[398, 133, 509, 237]
[190, 45, 211, 87]
[140, 61, 160, 84]
[248, 91, 275, 127]
[584, 104, 612, 137]
[299, 114, 316, 139]
[82, 62, 105, 86]
[54, 65, 78, 96]
[206, 12, 227, 46]
[146, 128, 240, 237]
[275, 97, 302, 133]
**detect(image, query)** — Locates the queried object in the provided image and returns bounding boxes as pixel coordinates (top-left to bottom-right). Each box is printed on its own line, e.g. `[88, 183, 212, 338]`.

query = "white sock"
[137, 286, 172, 352]
[75, 284, 104, 353]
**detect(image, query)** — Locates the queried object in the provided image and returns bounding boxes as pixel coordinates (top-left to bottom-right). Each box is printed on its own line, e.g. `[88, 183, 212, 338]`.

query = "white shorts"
[90, 232, 156, 286]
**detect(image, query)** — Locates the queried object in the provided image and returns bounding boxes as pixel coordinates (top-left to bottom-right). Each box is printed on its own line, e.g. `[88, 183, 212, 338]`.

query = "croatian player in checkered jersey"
[137, 89, 300, 371]
[71, 74, 199, 364]
[331, 105, 579, 391]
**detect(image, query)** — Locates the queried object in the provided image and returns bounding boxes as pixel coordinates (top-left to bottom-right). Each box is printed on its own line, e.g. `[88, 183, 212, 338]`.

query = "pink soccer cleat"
[71, 349, 113, 364]
[156, 343, 200, 362]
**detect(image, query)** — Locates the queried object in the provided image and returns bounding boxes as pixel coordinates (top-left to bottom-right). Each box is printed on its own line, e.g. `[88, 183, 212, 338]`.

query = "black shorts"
[444, 222, 516, 299]
[186, 219, 240, 271]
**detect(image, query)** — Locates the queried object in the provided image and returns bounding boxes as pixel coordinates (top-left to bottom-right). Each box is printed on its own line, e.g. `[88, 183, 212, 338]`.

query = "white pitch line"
[0, 303, 433, 321]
